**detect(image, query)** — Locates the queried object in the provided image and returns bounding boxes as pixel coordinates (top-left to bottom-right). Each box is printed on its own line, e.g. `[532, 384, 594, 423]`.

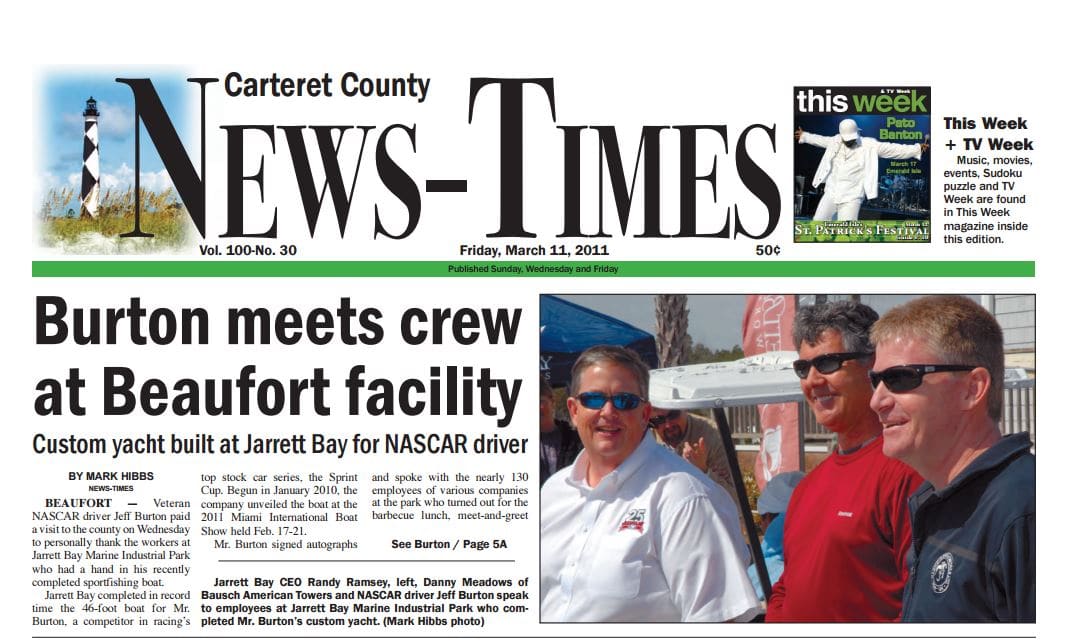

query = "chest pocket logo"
[931, 552, 953, 594]
[618, 508, 646, 533]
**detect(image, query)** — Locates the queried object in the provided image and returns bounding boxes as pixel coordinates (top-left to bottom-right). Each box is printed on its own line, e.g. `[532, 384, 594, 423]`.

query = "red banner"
[742, 295, 800, 489]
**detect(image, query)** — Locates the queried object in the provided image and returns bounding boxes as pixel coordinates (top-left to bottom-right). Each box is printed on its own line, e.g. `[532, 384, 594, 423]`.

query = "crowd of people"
[539, 295, 1035, 623]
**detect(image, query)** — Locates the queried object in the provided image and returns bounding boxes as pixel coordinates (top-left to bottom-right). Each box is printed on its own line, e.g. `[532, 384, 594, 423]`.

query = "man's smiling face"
[870, 334, 970, 473]
[567, 361, 650, 482]
[798, 329, 874, 434]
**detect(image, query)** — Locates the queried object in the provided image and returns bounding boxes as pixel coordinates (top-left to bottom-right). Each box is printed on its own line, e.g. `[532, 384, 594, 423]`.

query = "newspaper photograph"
[4, 1, 1052, 642]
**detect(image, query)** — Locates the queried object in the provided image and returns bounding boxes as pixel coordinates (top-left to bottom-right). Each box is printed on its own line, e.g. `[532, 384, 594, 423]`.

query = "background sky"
[39, 71, 189, 207]
[556, 294, 959, 350]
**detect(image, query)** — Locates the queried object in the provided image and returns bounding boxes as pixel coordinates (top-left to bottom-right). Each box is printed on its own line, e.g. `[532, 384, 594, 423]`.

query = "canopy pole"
[713, 407, 773, 603]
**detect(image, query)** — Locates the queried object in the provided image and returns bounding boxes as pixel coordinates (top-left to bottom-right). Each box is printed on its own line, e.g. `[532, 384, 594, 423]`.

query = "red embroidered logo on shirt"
[618, 509, 646, 533]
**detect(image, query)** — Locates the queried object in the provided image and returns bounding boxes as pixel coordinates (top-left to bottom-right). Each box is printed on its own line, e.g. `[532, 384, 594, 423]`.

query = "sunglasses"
[793, 352, 873, 379]
[575, 392, 644, 411]
[868, 364, 977, 393]
[649, 410, 683, 427]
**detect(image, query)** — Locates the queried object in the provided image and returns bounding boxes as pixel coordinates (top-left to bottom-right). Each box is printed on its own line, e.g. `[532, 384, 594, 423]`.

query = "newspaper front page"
[5, 1, 1052, 641]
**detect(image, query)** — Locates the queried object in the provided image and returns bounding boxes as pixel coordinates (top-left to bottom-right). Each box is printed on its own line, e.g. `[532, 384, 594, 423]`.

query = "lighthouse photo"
[80, 96, 100, 218]
[37, 73, 191, 253]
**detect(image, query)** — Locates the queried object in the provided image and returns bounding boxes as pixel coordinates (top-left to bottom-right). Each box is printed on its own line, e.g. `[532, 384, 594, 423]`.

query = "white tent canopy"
[650, 352, 1033, 409]
[649, 351, 802, 408]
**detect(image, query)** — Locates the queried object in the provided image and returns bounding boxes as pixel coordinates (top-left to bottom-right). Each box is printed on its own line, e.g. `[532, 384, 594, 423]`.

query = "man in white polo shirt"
[540, 345, 759, 622]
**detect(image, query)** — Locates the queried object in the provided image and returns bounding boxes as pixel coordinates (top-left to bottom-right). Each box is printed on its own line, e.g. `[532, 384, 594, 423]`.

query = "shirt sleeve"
[992, 513, 1035, 622]
[657, 492, 761, 622]
[799, 131, 833, 148]
[875, 140, 923, 160]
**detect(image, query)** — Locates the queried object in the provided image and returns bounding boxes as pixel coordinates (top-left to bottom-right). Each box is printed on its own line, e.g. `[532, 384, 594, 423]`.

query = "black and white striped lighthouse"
[80, 97, 100, 218]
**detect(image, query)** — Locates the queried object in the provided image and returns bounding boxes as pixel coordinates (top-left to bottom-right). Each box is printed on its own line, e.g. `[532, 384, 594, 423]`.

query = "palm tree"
[654, 295, 691, 367]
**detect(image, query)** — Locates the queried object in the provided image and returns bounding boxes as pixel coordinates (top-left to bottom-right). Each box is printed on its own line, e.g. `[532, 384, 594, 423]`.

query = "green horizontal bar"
[32, 260, 1034, 278]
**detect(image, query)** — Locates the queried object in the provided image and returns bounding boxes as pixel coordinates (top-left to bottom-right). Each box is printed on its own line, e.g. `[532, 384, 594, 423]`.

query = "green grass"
[39, 187, 192, 253]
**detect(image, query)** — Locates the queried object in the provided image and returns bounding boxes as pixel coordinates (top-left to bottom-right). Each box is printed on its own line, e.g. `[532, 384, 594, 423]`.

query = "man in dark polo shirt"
[870, 295, 1034, 622]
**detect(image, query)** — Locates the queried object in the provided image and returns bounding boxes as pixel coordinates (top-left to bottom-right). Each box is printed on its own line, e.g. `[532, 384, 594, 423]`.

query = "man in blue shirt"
[746, 470, 804, 600]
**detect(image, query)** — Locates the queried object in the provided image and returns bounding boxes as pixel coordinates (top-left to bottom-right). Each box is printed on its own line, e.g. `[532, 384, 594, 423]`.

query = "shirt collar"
[911, 432, 1032, 504]
[566, 429, 654, 494]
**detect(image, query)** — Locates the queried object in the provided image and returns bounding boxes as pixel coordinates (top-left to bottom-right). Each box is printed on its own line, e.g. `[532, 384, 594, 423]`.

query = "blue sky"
[39, 71, 191, 201]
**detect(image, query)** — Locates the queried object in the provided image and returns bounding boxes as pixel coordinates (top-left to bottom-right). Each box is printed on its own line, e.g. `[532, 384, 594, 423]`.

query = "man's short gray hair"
[570, 345, 650, 399]
[792, 300, 879, 354]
